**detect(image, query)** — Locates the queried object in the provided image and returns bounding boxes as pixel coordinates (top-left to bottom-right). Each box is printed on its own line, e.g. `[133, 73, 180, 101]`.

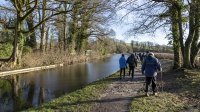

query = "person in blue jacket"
[119, 54, 127, 79]
[142, 52, 161, 96]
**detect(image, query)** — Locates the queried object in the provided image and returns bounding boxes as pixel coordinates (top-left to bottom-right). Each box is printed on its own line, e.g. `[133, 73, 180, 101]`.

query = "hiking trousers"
[120, 68, 126, 79]
[145, 76, 157, 93]
[128, 66, 135, 79]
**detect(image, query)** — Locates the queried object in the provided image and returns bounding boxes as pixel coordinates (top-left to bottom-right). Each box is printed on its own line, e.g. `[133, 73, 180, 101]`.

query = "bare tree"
[120, 0, 200, 68]
[0, 0, 72, 65]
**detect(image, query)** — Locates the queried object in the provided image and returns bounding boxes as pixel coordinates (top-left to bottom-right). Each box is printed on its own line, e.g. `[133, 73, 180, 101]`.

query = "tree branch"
[21, 0, 38, 21]
[22, 10, 72, 35]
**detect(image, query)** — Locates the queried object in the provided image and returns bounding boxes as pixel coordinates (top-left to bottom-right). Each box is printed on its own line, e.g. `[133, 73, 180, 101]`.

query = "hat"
[148, 52, 154, 57]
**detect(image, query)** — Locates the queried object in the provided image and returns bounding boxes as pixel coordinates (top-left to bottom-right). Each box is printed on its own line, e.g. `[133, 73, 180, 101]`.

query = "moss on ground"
[26, 72, 119, 112]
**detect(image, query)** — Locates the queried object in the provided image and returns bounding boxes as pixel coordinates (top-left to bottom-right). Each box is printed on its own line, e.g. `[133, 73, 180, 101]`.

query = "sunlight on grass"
[130, 69, 200, 112]
[130, 93, 185, 112]
[177, 69, 200, 98]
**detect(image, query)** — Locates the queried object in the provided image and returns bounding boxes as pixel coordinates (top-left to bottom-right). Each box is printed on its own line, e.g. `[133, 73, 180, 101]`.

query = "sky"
[111, 23, 169, 45]
[110, 1, 169, 45]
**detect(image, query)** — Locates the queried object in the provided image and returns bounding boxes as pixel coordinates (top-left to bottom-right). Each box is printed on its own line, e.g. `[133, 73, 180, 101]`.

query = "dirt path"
[91, 60, 172, 112]
[91, 69, 145, 112]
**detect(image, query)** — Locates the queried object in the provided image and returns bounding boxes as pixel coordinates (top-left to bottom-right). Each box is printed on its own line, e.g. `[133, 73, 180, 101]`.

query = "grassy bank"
[27, 72, 119, 112]
[130, 69, 200, 112]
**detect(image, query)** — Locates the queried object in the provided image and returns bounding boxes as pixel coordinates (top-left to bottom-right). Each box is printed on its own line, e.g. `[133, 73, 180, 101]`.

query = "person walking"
[119, 54, 127, 79]
[126, 53, 137, 79]
[142, 52, 161, 96]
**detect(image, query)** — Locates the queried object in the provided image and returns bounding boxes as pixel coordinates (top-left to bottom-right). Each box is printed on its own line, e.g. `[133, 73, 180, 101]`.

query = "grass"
[130, 93, 185, 112]
[130, 69, 200, 112]
[177, 69, 200, 98]
[26, 72, 119, 112]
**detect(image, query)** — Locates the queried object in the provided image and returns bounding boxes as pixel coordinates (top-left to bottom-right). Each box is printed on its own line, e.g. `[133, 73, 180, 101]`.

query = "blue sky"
[110, 1, 169, 45]
[111, 23, 169, 45]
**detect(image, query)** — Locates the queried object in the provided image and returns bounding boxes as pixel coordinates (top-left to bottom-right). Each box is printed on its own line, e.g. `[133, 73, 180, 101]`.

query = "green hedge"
[0, 43, 13, 58]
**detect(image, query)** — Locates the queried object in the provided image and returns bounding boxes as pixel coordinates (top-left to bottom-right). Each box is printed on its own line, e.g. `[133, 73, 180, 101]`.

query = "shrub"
[0, 43, 13, 58]
[22, 46, 33, 56]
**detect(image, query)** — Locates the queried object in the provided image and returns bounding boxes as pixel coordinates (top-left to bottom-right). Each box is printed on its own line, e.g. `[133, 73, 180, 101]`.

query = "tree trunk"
[190, 0, 200, 67]
[183, 3, 196, 68]
[63, 23, 67, 51]
[26, 4, 37, 49]
[40, 0, 47, 52]
[45, 27, 49, 51]
[171, 5, 182, 69]
[183, 44, 192, 68]
[12, 21, 19, 66]
[12, 13, 24, 66]
[177, 4, 184, 58]
[70, 6, 78, 54]
[58, 33, 63, 52]
[50, 35, 53, 50]
[63, 3, 68, 51]
[190, 47, 199, 67]
[40, 27, 46, 52]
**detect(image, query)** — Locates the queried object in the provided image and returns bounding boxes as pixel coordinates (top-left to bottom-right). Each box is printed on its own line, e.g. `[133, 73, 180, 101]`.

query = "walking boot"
[146, 92, 149, 97]
[153, 92, 158, 96]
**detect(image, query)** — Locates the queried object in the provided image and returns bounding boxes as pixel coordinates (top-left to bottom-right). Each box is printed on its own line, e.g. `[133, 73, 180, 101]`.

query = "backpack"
[127, 56, 136, 66]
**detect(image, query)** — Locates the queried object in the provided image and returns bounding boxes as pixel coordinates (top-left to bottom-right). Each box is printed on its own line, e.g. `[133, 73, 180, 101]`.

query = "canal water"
[0, 54, 122, 111]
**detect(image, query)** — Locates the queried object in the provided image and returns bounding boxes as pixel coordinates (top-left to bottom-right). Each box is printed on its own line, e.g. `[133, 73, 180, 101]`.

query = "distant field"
[154, 53, 174, 60]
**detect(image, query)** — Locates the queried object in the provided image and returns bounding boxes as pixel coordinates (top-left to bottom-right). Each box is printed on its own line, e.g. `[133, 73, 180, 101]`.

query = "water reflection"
[0, 79, 13, 111]
[0, 54, 121, 111]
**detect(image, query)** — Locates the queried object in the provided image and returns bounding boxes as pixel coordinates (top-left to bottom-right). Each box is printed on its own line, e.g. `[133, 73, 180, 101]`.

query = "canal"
[0, 54, 121, 111]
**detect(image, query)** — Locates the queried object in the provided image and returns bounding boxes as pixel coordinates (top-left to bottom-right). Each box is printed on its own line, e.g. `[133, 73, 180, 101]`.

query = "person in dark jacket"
[119, 54, 127, 79]
[126, 54, 137, 79]
[142, 52, 161, 96]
